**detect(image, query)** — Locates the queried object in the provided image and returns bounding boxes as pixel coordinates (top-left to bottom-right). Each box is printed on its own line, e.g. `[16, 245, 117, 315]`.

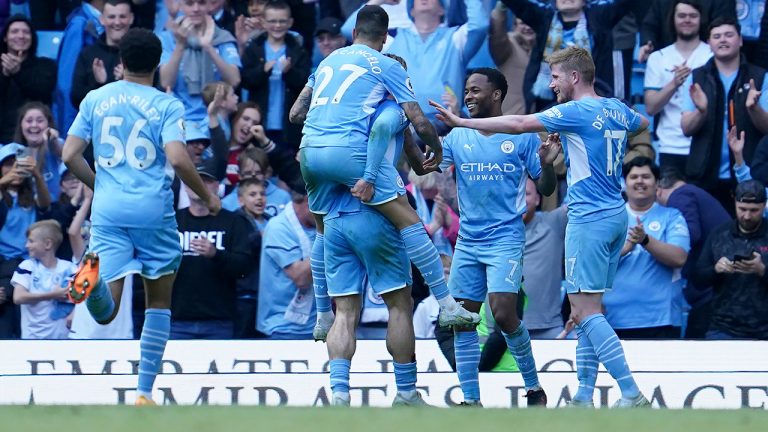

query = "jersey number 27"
[311, 64, 368, 106]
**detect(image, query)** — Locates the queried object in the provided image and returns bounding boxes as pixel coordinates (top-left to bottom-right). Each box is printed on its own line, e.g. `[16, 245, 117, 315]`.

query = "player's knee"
[382, 287, 413, 312]
[493, 310, 521, 334]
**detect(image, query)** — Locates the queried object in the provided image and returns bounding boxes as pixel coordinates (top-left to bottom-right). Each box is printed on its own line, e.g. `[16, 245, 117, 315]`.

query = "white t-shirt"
[69, 272, 134, 339]
[644, 41, 712, 155]
[11, 258, 77, 339]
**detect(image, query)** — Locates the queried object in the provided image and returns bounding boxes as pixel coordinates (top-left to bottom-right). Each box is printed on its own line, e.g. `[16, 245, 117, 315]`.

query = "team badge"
[648, 221, 661, 232]
[501, 140, 515, 154]
[396, 176, 405, 188]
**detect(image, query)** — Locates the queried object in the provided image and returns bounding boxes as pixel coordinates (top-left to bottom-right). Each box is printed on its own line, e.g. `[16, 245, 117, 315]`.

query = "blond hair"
[27, 219, 63, 249]
[546, 46, 596, 84]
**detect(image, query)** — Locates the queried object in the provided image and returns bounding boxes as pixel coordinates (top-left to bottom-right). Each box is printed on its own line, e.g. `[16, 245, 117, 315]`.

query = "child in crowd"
[11, 220, 76, 339]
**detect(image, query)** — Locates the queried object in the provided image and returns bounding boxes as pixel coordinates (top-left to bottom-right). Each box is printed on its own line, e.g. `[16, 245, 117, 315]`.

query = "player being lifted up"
[289, 5, 479, 341]
[439, 67, 558, 407]
[432, 46, 652, 408]
[62, 28, 221, 406]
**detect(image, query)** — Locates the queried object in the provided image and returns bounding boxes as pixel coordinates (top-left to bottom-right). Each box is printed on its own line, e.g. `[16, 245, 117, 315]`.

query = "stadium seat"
[36, 31, 63, 60]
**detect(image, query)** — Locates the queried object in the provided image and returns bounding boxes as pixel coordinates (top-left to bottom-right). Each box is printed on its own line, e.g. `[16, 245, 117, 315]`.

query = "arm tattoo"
[289, 87, 313, 124]
[401, 102, 441, 150]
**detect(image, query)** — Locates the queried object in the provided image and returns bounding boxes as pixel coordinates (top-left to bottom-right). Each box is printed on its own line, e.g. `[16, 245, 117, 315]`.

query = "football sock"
[502, 323, 540, 390]
[329, 359, 351, 395]
[400, 223, 450, 301]
[580, 313, 640, 399]
[85, 277, 114, 323]
[573, 325, 599, 402]
[311, 234, 331, 313]
[454, 330, 481, 401]
[137, 309, 171, 398]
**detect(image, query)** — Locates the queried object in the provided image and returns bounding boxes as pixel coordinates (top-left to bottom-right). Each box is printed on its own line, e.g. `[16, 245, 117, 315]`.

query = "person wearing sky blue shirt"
[605, 157, 690, 339]
[257, 192, 316, 339]
[437, 68, 558, 407]
[432, 46, 651, 408]
[158, 0, 241, 124]
[289, 5, 479, 337]
[681, 17, 768, 214]
[62, 28, 221, 406]
[341, 0, 487, 126]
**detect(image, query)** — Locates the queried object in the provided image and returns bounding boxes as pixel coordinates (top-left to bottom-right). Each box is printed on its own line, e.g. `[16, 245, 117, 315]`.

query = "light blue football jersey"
[301, 44, 415, 150]
[358, 99, 408, 163]
[68, 80, 185, 229]
[535, 97, 643, 223]
[440, 128, 542, 243]
[604, 203, 690, 329]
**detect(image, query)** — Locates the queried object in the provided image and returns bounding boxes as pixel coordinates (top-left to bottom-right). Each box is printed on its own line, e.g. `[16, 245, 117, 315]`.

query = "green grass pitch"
[2, 406, 767, 432]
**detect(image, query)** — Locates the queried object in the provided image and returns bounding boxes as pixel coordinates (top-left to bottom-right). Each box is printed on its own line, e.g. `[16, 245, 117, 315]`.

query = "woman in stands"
[13, 102, 64, 201]
[0, 15, 57, 143]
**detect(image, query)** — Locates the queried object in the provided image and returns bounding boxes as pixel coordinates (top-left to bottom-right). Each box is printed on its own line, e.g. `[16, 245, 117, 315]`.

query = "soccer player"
[431, 46, 652, 408]
[62, 28, 221, 406]
[289, 5, 479, 341]
[438, 67, 558, 407]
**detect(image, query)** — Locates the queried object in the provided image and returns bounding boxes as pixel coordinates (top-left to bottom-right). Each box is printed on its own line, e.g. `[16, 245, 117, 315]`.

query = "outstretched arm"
[430, 100, 546, 134]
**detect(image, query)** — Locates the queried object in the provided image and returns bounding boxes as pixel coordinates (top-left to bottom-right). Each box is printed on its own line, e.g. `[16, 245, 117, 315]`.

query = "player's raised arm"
[289, 86, 313, 124]
[429, 100, 546, 134]
[62, 135, 96, 190]
[400, 101, 442, 171]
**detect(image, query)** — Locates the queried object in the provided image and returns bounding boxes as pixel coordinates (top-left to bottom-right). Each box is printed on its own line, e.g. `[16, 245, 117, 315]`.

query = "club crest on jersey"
[178, 119, 186, 140]
[500, 140, 515, 154]
[406, 78, 413, 92]
[396, 176, 405, 188]
[648, 221, 662, 232]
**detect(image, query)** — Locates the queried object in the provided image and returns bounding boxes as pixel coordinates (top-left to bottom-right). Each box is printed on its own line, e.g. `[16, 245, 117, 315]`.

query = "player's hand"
[539, 133, 562, 165]
[350, 179, 375, 202]
[714, 256, 734, 274]
[732, 252, 765, 276]
[190, 237, 217, 258]
[727, 126, 745, 157]
[422, 144, 443, 172]
[690, 83, 708, 113]
[113, 63, 124, 81]
[671, 62, 691, 88]
[205, 194, 222, 216]
[746, 78, 761, 111]
[429, 100, 463, 129]
[92, 58, 108, 84]
[637, 40, 653, 64]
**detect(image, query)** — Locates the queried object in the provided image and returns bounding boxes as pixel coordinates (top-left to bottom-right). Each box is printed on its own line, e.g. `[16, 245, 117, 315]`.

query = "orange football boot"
[67, 252, 100, 304]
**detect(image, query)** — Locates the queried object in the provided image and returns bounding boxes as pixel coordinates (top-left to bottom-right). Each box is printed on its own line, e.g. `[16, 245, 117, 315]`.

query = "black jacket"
[686, 55, 766, 190]
[241, 32, 310, 148]
[693, 220, 768, 339]
[0, 55, 56, 142]
[172, 208, 255, 321]
[70, 34, 120, 108]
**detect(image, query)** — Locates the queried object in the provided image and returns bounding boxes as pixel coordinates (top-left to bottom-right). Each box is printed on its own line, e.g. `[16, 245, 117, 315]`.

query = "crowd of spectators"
[0, 0, 767, 348]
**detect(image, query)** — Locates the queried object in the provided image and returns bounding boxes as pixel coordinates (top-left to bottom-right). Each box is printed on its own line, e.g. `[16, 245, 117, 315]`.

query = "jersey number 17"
[604, 130, 626, 176]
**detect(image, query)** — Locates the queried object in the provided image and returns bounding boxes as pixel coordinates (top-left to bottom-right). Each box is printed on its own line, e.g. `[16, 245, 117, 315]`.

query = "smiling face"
[21, 108, 49, 147]
[625, 165, 658, 206]
[4, 21, 32, 55]
[464, 73, 501, 119]
[317, 32, 346, 58]
[708, 24, 742, 62]
[233, 107, 262, 145]
[549, 63, 575, 103]
[101, 2, 134, 46]
[180, 0, 209, 26]
[25, 229, 50, 259]
[263, 7, 292, 41]
[674, 2, 701, 41]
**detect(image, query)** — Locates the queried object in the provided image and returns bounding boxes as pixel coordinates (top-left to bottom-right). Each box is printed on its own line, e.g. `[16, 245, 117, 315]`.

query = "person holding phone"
[692, 179, 768, 340]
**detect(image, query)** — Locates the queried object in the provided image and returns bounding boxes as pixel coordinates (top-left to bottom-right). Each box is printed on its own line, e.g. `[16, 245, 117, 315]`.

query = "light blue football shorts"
[89, 221, 181, 283]
[324, 209, 411, 297]
[449, 238, 525, 302]
[299, 147, 405, 215]
[564, 209, 628, 294]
